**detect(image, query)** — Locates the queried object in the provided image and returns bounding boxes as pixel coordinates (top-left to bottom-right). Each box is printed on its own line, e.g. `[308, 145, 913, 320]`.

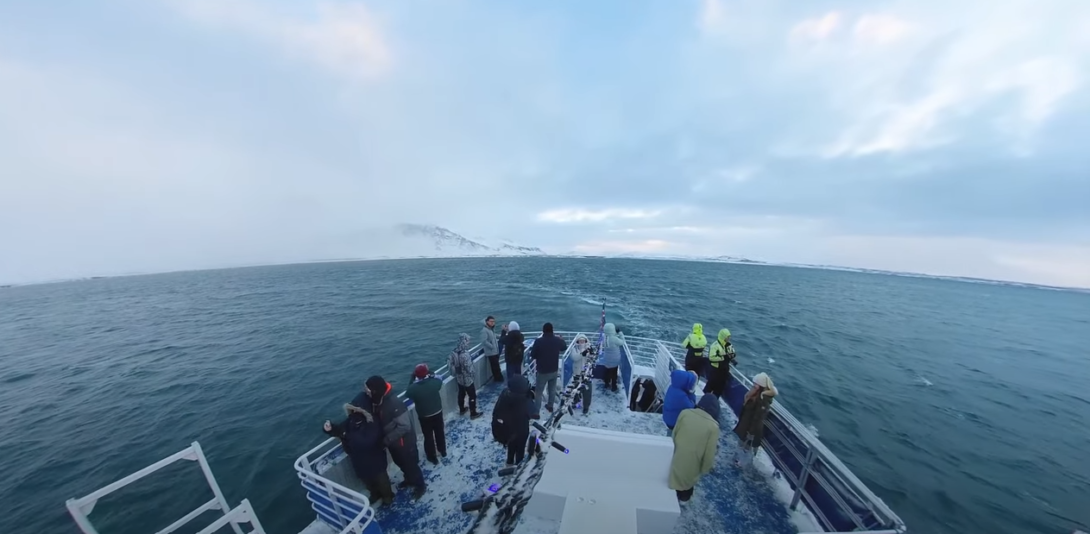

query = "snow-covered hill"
[346, 224, 547, 259]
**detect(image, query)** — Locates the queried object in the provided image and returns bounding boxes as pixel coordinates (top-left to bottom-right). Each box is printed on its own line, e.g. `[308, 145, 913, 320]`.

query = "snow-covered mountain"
[377, 224, 546, 257]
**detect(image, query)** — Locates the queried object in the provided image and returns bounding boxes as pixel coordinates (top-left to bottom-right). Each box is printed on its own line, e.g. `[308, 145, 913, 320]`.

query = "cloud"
[171, 0, 391, 80]
[789, 12, 842, 42]
[852, 14, 913, 46]
[538, 208, 664, 224]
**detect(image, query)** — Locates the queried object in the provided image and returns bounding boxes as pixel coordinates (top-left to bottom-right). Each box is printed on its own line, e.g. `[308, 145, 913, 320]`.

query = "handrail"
[66, 441, 254, 534]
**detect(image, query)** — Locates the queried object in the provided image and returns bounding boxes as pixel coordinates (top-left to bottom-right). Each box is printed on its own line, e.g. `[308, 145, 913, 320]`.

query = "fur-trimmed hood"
[344, 403, 374, 422]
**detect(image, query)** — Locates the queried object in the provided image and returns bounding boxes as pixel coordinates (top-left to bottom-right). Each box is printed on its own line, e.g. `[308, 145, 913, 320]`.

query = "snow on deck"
[303, 377, 804, 534]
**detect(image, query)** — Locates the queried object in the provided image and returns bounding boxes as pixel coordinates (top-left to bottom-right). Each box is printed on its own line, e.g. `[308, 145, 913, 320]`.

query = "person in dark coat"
[354, 375, 427, 499]
[491, 374, 539, 466]
[733, 372, 778, 468]
[530, 322, 567, 412]
[502, 321, 525, 378]
[404, 364, 447, 465]
[324, 403, 395, 506]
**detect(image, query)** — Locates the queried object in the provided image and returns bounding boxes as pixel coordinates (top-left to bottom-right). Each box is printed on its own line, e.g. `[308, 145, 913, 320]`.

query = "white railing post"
[192, 442, 245, 534]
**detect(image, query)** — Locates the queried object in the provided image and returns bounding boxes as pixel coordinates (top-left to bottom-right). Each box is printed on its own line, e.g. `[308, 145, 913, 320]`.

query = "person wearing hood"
[491, 374, 540, 466]
[480, 316, 504, 383]
[570, 334, 593, 414]
[668, 394, 721, 502]
[530, 322, 567, 412]
[354, 375, 427, 499]
[323, 404, 395, 506]
[599, 323, 624, 392]
[703, 328, 737, 398]
[662, 370, 699, 436]
[405, 364, 447, 465]
[448, 333, 482, 419]
[733, 372, 778, 468]
[502, 321, 525, 378]
[682, 324, 708, 376]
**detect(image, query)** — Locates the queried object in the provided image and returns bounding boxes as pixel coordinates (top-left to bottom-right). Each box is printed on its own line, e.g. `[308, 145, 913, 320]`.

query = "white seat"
[525, 425, 680, 534]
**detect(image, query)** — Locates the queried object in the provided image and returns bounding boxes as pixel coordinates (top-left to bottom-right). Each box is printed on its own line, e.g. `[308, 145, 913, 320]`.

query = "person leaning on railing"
[733, 372, 778, 468]
[322, 404, 396, 507]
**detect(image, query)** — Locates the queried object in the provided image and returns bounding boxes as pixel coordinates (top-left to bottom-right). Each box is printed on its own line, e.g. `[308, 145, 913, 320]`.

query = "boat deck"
[306, 375, 800, 534]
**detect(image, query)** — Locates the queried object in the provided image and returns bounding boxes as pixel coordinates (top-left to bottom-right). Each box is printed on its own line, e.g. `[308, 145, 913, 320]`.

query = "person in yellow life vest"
[682, 323, 708, 376]
[703, 328, 736, 398]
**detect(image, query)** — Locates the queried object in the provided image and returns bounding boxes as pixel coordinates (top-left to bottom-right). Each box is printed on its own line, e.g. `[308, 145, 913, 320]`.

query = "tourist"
[570, 334, 593, 414]
[733, 372, 778, 468]
[681, 323, 708, 376]
[491, 374, 539, 467]
[404, 364, 447, 465]
[668, 394, 721, 502]
[502, 321, 525, 377]
[663, 370, 698, 436]
[480, 316, 504, 383]
[448, 333, 482, 419]
[704, 328, 736, 398]
[530, 322, 567, 412]
[357, 375, 427, 499]
[323, 404, 395, 506]
[599, 323, 624, 392]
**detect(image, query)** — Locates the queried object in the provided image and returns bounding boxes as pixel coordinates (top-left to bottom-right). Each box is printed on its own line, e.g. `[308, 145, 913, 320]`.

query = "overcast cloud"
[1, 0, 1088, 287]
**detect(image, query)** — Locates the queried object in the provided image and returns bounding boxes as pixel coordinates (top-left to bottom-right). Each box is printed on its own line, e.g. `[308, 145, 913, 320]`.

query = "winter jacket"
[570, 335, 591, 372]
[448, 333, 475, 387]
[503, 329, 526, 370]
[734, 381, 778, 447]
[708, 329, 736, 369]
[682, 324, 707, 367]
[492, 374, 537, 444]
[480, 320, 500, 356]
[353, 383, 415, 449]
[599, 323, 624, 368]
[668, 394, 721, 491]
[326, 404, 388, 481]
[531, 334, 567, 375]
[405, 374, 444, 417]
[662, 370, 698, 429]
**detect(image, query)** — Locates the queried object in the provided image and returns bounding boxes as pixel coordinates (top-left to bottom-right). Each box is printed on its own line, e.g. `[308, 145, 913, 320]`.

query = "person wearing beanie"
[448, 333, 482, 418]
[530, 322, 567, 412]
[352, 375, 427, 499]
[704, 328, 737, 398]
[733, 372, 778, 468]
[480, 316, 505, 383]
[322, 404, 395, 506]
[404, 364, 447, 464]
[502, 321, 525, 378]
[669, 393, 721, 502]
[662, 370, 699, 436]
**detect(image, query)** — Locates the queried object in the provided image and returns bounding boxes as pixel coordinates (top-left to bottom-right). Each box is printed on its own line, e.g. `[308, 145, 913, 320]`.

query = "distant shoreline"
[3, 254, 1088, 293]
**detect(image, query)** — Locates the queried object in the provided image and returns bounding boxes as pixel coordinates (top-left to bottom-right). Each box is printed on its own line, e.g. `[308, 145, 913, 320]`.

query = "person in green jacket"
[703, 328, 736, 398]
[405, 364, 447, 465]
[668, 393, 721, 502]
[682, 323, 708, 377]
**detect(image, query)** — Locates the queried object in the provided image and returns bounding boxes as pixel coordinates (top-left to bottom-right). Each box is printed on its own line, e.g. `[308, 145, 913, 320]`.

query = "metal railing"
[621, 335, 907, 533]
[66, 441, 265, 534]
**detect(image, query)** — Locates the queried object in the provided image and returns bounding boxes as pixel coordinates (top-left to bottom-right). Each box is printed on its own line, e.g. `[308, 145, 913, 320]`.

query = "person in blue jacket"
[662, 370, 698, 436]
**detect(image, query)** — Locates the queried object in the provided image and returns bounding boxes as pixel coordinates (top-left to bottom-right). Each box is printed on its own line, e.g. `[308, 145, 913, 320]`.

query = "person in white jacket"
[570, 334, 593, 414]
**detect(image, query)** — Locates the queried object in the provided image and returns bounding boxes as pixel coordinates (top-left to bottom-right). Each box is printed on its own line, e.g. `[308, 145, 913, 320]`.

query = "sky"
[1, 0, 1088, 287]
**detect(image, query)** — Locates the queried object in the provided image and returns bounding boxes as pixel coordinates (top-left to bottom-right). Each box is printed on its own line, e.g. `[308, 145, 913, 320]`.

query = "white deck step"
[525, 425, 680, 534]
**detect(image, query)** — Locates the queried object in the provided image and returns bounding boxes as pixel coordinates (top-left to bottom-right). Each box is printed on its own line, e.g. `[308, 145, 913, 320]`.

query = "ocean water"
[0, 257, 1087, 534]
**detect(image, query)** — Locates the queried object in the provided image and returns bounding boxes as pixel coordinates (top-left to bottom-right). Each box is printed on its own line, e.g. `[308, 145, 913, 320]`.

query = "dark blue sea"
[1, 258, 1087, 534]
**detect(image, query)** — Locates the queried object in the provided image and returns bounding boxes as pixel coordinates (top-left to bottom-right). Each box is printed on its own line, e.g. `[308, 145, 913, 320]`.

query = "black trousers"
[603, 366, 619, 391]
[676, 488, 694, 502]
[487, 354, 503, 382]
[684, 356, 705, 377]
[506, 431, 529, 465]
[703, 364, 731, 398]
[363, 470, 394, 505]
[388, 442, 425, 489]
[457, 383, 478, 414]
[419, 412, 447, 463]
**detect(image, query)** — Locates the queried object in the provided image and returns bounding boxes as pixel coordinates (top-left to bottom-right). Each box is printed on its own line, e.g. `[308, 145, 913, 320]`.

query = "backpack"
[491, 391, 512, 444]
